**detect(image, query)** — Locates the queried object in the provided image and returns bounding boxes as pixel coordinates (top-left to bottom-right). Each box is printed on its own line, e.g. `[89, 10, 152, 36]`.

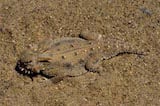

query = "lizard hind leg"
[84, 53, 103, 74]
[79, 31, 102, 41]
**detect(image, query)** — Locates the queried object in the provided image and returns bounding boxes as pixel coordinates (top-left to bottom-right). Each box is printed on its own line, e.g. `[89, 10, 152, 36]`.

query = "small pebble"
[140, 7, 152, 16]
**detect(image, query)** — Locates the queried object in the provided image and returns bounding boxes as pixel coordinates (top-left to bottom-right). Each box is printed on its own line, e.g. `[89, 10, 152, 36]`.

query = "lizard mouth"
[15, 60, 38, 78]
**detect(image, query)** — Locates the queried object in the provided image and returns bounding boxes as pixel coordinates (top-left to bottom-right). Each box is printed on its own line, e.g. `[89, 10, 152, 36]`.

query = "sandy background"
[0, 0, 160, 105]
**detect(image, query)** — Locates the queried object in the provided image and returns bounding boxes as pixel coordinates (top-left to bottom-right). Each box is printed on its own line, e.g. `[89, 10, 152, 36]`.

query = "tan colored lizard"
[15, 31, 144, 82]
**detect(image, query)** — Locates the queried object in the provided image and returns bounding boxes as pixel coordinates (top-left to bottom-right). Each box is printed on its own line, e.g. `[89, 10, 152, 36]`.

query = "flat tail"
[102, 50, 146, 60]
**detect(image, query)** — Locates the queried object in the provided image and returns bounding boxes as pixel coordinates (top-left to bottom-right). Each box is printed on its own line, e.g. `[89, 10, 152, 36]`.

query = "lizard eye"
[39, 60, 49, 63]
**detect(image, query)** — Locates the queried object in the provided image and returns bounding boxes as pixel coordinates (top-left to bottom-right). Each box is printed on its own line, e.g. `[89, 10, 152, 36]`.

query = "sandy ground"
[0, 0, 160, 106]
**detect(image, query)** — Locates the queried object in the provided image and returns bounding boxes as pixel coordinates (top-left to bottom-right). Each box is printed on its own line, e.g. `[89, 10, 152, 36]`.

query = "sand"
[0, 0, 160, 105]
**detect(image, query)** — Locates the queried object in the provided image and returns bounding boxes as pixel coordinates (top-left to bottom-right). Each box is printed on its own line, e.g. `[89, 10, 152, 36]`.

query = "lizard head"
[15, 50, 41, 78]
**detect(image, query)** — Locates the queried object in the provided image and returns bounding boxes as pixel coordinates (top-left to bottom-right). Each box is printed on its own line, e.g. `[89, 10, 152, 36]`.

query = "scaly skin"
[15, 31, 144, 82]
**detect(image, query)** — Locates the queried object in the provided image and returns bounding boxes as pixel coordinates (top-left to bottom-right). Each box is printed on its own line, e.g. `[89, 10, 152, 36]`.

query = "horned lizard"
[15, 31, 143, 82]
